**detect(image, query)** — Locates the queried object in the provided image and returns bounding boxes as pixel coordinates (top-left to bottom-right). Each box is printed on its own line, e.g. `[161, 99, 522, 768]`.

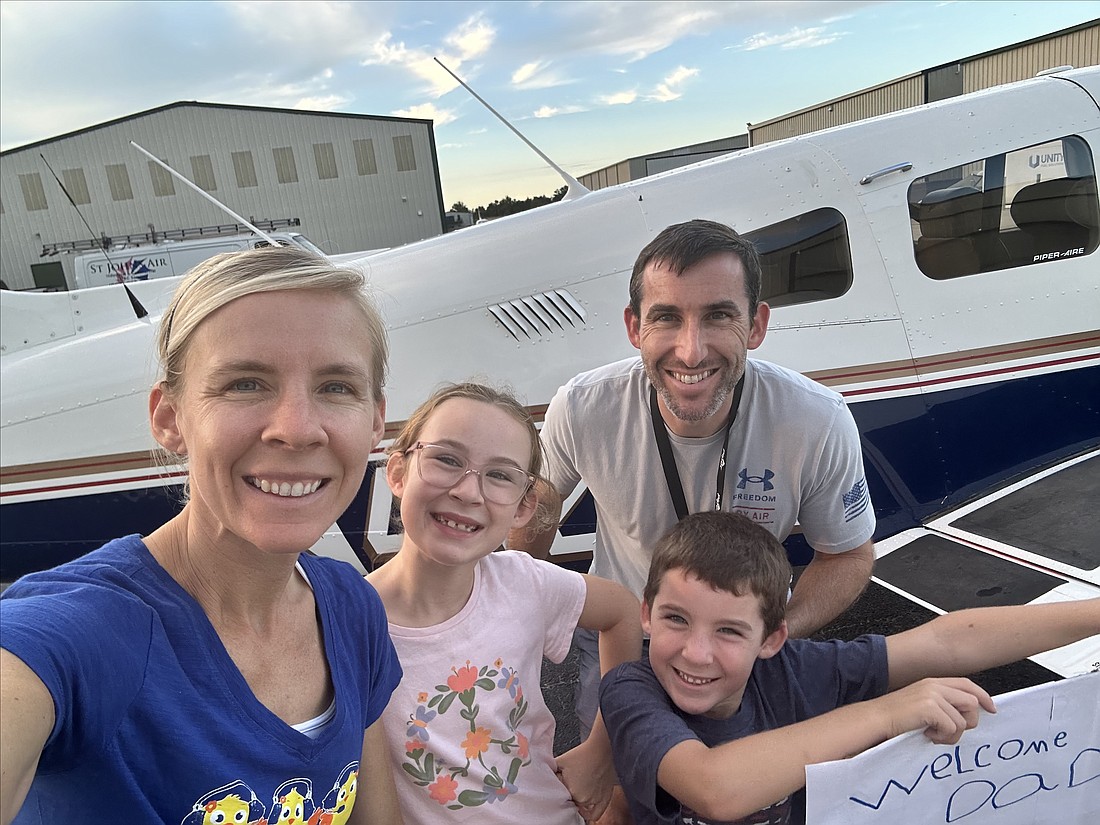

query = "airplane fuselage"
[2, 68, 1098, 599]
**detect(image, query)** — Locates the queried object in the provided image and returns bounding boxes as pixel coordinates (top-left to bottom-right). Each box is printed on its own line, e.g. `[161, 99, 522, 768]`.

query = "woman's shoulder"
[1, 537, 161, 703]
[2, 535, 164, 618]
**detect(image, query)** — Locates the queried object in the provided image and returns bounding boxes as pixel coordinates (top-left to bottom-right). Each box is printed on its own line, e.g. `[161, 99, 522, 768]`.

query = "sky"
[2, 1, 1098, 209]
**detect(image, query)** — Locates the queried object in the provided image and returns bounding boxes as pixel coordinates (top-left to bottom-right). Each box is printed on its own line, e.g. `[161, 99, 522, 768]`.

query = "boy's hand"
[877, 677, 996, 744]
[555, 740, 616, 822]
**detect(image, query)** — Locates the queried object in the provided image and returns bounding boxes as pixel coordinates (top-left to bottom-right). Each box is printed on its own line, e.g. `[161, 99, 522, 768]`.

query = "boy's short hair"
[643, 512, 791, 635]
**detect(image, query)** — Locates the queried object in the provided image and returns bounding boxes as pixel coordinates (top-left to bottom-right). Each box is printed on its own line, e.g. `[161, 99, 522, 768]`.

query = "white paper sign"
[805, 672, 1100, 824]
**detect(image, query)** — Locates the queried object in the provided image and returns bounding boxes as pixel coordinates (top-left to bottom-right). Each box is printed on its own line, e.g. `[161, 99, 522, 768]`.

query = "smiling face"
[387, 398, 536, 569]
[150, 289, 385, 556]
[329, 769, 357, 823]
[201, 794, 250, 825]
[643, 567, 787, 719]
[625, 252, 769, 437]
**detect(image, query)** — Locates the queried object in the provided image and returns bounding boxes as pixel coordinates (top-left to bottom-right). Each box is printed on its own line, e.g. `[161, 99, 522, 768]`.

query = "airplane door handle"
[859, 162, 913, 185]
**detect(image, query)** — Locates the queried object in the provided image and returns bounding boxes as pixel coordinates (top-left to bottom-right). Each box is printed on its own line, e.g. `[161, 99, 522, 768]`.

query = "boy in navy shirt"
[600, 511, 1099, 825]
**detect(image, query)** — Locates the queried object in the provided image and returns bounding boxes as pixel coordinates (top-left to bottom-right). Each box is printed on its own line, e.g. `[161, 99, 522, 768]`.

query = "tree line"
[451, 186, 567, 220]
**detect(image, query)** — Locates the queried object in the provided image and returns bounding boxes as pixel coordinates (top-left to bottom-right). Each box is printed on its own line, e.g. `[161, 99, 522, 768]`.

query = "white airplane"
[2, 66, 1098, 678]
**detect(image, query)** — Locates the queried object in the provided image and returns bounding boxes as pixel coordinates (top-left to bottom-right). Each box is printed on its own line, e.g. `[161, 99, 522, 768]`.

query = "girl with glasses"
[368, 383, 642, 824]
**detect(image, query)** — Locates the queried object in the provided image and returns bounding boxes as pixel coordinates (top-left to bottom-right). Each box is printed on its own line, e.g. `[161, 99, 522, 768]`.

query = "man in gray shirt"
[512, 218, 875, 738]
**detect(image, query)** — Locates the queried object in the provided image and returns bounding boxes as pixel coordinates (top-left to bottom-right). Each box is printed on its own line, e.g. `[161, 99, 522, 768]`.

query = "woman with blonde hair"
[1, 247, 402, 825]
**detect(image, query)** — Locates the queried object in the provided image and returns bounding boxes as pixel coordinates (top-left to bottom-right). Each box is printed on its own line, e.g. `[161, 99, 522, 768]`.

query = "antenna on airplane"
[121, 284, 149, 318]
[39, 152, 150, 317]
[129, 141, 280, 246]
[38, 152, 154, 316]
[433, 57, 590, 201]
[39, 152, 113, 263]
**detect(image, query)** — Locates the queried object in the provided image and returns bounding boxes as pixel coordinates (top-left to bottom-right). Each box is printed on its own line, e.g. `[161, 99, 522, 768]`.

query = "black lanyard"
[649, 375, 745, 521]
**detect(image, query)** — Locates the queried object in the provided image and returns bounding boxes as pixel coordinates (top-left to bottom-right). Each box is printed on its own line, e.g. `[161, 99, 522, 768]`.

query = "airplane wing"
[872, 449, 1100, 678]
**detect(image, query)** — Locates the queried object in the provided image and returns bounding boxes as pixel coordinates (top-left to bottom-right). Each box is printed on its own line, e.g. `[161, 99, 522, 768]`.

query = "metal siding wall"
[581, 145, 746, 190]
[835, 77, 923, 123]
[751, 76, 923, 145]
[963, 26, 1100, 92]
[580, 160, 630, 192]
[614, 160, 630, 186]
[0, 106, 442, 288]
[926, 64, 965, 102]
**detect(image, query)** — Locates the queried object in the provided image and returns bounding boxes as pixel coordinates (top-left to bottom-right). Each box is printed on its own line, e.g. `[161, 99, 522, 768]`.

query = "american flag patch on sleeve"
[842, 478, 869, 522]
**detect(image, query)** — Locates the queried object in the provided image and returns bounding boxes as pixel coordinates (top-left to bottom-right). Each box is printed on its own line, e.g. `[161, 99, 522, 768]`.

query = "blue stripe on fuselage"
[2, 365, 1097, 579]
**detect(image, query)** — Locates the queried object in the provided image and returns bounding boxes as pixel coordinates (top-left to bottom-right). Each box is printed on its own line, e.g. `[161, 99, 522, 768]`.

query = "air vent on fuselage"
[488, 289, 587, 341]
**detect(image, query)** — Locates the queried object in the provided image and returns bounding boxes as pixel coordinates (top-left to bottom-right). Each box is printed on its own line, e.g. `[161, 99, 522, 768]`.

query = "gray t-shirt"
[540, 357, 875, 598]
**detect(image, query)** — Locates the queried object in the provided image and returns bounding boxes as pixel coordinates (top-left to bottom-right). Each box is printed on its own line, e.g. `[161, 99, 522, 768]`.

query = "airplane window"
[745, 207, 853, 308]
[908, 135, 1099, 280]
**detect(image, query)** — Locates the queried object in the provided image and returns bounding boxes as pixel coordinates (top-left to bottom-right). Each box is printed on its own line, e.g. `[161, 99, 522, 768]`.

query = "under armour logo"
[737, 468, 775, 491]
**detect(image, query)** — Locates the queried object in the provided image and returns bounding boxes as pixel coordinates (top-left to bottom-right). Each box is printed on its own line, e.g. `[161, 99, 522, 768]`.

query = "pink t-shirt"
[381, 550, 587, 824]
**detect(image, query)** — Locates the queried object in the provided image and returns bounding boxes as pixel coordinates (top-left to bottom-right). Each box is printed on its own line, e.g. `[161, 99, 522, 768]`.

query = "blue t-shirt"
[0, 535, 401, 824]
[600, 635, 889, 825]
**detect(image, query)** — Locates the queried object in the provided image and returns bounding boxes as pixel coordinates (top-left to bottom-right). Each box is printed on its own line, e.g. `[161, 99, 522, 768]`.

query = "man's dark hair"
[629, 219, 763, 319]
[644, 511, 791, 636]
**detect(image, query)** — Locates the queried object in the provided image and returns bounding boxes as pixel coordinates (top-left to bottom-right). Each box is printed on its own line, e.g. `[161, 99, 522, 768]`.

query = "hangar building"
[579, 135, 748, 191]
[580, 20, 1097, 191]
[749, 19, 1098, 145]
[0, 102, 445, 290]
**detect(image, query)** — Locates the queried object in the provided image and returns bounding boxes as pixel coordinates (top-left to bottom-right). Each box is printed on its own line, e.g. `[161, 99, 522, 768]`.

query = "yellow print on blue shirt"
[180, 763, 358, 825]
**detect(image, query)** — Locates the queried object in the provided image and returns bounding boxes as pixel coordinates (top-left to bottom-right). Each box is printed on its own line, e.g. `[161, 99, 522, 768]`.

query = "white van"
[72, 232, 325, 289]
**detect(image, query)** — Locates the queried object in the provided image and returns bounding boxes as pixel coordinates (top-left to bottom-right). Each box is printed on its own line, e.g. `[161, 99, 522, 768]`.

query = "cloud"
[513, 60, 544, 85]
[361, 12, 497, 98]
[583, 4, 720, 62]
[525, 1, 870, 64]
[511, 60, 574, 90]
[393, 101, 457, 126]
[665, 65, 700, 86]
[650, 65, 699, 102]
[0, 1, 397, 146]
[294, 94, 353, 111]
[592, 65, 697, 109]
[533, 104, 587, 119]
[360, 32, 454, 96]
[739, 26, 843, 51]
[226, 1, 384, 61]
[222, 62, 355, 112]
[445, 12, 495, 60]
[599, 90, 638, 106]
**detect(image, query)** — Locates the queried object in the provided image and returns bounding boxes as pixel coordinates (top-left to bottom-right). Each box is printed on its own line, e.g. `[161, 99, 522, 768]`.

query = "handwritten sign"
[805, 672, 1099, 824]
